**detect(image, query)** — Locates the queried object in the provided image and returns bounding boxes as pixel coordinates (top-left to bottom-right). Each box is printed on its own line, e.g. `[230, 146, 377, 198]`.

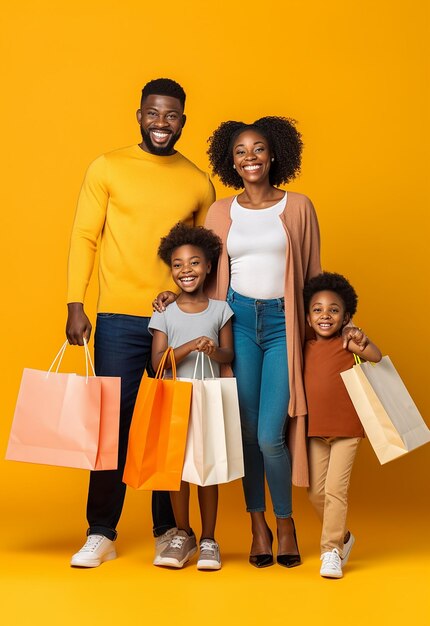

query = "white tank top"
[227, 194, 287, 299]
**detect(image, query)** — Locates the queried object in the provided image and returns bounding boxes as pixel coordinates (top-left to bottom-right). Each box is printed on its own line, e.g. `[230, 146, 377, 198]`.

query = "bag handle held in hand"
[192, 352, 215, 380]
[47, 338, 95, 383]
[353, 353, 362, 365]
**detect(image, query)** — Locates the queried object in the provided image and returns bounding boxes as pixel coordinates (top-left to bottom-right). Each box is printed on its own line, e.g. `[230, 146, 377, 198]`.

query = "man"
[66, 78, 215, 567]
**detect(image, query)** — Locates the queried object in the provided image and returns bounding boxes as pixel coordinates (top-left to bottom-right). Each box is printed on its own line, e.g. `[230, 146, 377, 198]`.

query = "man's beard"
[140, 126, 182, 156]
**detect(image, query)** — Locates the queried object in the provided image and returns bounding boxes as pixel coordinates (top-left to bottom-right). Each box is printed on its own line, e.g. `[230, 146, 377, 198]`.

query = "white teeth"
[243, 165, 261, 170]
[152, 131, 169, 138]
[181, 277, 194, 282]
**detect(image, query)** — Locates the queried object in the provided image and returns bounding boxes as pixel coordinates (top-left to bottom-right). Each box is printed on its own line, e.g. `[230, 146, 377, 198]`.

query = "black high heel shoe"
[277, 518, 301, 568]
[249, 527, 274, 568]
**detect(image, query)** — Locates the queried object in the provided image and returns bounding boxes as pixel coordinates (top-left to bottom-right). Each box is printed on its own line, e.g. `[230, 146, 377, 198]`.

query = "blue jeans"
[226, 288, 292, 518]
[87, 313, 176, 540]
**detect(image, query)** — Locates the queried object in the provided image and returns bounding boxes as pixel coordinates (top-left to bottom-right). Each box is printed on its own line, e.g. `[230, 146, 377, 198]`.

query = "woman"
[204, 117, 321, 568]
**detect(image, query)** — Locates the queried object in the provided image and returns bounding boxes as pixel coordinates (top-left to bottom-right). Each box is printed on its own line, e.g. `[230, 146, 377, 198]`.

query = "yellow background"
[1, 1, 429, 625]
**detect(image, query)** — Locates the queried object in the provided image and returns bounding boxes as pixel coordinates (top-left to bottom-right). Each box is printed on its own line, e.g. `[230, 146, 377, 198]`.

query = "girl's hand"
[342, 325, 369, 351]
[195, 336, 216, 355]
[152, 291, 177, 312]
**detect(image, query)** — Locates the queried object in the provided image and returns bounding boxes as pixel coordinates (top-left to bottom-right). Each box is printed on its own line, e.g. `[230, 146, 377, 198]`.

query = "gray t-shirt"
[148, 299, 234, 378]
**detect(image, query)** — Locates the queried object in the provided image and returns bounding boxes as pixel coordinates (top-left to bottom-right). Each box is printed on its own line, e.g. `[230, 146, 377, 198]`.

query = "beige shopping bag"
[341, 355, 430, 464]
[181, 354, 244, 486]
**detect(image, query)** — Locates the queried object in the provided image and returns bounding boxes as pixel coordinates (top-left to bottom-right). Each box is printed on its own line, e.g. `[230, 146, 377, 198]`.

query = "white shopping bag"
[180, 354, 244, 486]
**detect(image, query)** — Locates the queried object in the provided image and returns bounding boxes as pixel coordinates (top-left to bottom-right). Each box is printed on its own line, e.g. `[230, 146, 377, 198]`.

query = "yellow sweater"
[67, 145, 215, 316]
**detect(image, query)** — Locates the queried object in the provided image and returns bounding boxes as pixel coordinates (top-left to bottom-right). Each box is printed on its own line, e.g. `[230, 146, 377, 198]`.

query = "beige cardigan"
[205, 192, 322, 487]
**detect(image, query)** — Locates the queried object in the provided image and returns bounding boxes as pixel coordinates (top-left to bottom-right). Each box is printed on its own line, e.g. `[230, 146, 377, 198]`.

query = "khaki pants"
[308, 436, 361, 555]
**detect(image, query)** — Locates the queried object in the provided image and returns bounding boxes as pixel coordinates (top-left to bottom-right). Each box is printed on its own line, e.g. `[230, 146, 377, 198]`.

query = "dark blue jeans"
[86, 313, 176, 540]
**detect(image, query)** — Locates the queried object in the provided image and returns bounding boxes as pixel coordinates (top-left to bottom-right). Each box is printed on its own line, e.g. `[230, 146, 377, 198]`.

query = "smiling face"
[307, 290, 350, 339]
[170, 244, 211, 295]
[232, 129, 272, 185]
[137, 94, 186, 156]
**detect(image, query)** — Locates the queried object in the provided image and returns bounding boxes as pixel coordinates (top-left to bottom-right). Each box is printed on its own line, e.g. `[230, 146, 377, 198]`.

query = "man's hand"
[342, 325, 369, 351]
[152, 291, 177, 313]
[66, 302, 92, 345]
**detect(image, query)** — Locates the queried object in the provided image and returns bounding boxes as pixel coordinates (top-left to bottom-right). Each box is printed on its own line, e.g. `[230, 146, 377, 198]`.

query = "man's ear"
[181, 114, 187, 128]
[136, 109, 142, 124]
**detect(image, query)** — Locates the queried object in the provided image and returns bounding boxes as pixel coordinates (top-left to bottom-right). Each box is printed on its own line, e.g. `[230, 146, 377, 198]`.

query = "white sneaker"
[341, 532, 355, 566]
[153, 527, 178, 565]
[320, 548, 343, 578]
[197, 539, 221, 570]
[70, 534, 117, 568]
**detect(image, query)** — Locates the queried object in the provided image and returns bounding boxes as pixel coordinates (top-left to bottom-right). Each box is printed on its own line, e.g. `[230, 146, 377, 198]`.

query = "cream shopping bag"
[341, 355, 430, 464]
[181, 354, 244, 486]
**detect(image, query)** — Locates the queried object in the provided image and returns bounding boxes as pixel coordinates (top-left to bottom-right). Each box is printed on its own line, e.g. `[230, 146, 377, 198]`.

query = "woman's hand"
[342, 325, 369, 351]
[152, 290, 177, 312]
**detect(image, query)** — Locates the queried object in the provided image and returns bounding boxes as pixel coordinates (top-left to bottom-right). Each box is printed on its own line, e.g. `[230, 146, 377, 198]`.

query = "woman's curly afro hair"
[207, 116, 303, 190]
[303, 272, 358, 317]
[158, 222, 222, 269]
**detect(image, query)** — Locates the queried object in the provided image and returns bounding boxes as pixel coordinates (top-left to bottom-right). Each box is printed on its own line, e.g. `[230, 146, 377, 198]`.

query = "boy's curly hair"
[207, 116, 303, 189]
[304, 272, 358, 316]
[158, 222, 222, 269]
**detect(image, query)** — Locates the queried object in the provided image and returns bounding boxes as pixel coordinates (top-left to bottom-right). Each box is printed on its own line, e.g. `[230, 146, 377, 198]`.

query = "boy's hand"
[152, 291, 177, 312]
[342, 325, 369, 351]
[195, 336, 216, 355]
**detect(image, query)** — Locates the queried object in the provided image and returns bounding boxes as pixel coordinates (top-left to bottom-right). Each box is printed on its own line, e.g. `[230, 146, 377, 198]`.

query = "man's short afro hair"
[141, 78, 186, 108]
[304, 271, 358, 316]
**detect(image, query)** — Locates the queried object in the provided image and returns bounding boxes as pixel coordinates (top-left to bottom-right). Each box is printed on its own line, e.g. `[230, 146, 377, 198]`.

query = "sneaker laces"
[321, 549, 341, 567]
[169, 535, 187, 549]
[80, 535, 104, 553]
[200, 540, 216, 554]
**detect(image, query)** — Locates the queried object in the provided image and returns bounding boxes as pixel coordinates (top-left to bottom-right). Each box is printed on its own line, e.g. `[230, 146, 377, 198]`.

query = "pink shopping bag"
[6, 340, 121, 470]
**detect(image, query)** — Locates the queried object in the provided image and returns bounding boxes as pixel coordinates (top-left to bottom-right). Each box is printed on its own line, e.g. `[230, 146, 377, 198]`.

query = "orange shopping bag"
[6, 340, 120, 470]
[123, 347, 192, 491]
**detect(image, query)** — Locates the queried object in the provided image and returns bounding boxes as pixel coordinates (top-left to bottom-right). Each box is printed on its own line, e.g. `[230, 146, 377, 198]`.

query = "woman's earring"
[233, 164, 236, 169]
[271, 157, 274, 162]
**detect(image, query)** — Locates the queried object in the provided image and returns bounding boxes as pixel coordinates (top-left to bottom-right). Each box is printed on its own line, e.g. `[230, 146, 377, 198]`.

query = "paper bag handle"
[47, 338, 95, 382]
[353, 353, 377, 367]
[192, 352, 215, 380]
[155, 347, 177, 380]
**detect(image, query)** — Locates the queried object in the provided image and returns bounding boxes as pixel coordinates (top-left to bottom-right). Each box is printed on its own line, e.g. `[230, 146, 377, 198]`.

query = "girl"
[149, 222, 234, 570]
[303, 272, 382, 578]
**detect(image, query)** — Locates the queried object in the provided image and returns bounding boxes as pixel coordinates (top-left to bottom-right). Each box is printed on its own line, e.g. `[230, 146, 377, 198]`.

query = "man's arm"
[66, 156, 109, 344]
